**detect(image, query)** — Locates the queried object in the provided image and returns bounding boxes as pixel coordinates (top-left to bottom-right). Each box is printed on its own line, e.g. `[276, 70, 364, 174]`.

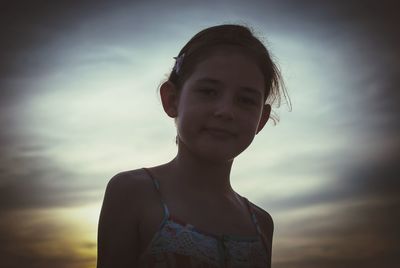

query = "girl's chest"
[137, 197, 257, 255]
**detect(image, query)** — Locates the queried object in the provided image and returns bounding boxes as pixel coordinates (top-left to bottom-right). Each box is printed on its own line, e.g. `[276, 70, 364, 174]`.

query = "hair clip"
[173, 53, 185, 74]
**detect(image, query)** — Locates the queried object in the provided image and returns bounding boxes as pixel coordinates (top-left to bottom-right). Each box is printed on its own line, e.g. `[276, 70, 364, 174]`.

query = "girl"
[97, 24, 288, 268]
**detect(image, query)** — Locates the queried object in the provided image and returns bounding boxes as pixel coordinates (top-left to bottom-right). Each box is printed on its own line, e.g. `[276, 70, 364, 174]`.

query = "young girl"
[97, 24, 288, 268]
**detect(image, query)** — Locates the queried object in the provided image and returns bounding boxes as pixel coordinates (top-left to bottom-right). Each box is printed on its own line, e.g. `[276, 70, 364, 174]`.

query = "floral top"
[138, 168, 270, 268]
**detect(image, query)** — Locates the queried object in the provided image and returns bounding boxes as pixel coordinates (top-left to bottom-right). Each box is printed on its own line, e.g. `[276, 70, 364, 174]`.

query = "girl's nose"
[213, 98, 235, 120]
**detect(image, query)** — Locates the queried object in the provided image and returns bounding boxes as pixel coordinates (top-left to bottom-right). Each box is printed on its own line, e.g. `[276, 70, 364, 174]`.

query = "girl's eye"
[238, 96, 257, 106]
[198, 88, 217, 96]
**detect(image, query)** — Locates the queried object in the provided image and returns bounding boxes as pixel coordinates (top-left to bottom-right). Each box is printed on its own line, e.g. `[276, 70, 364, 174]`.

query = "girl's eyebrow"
[240, 87, 262, 98]
[194, 78, 221, 84]
[194, 78, 262, 98]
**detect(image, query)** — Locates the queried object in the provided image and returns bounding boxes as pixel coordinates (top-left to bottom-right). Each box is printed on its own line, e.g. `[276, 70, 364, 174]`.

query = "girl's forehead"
[188, 51, 265, 89]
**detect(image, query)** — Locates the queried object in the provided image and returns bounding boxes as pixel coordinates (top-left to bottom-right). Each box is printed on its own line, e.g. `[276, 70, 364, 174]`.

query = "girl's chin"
[178, 136, 246, 162]
[197, 153, 236, 165]
[192, 144, 239, 163]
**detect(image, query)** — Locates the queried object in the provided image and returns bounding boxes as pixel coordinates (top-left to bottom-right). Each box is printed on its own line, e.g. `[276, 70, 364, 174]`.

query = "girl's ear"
[160, 81, 179, 118]
[256, 104, 271, 134]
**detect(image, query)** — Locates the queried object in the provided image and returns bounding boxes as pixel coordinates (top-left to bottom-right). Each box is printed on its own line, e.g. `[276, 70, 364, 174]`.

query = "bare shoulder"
[107, 168, 151, 189]
[97, 168, 153, 267]
[248, 200, 274, 243]
[107, 168, 157, 201]
[105, 168, 151, 200]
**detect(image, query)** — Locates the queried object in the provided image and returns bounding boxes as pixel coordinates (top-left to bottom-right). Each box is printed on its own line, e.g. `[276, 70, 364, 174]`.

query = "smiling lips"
[203, 127, 236, 138]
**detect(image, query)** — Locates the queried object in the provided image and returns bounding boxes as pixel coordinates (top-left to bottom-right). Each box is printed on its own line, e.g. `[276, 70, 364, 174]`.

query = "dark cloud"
[1, 2, 67, 80]
[282, 0, 400, 128]
[273, 197, 399, 268]
[0, 1, 76, 105]
[0, 152, 101, 211]
[0, 1, 143, 105]
[265, 133, 400, 267]
[266, 138, 400, 267]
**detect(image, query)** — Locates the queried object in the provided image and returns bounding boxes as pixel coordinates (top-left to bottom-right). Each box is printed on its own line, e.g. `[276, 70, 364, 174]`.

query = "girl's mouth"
[203, 127, 235, 138]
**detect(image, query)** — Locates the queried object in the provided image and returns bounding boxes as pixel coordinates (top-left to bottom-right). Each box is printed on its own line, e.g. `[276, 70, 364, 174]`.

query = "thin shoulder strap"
[142, 168, 170, 220]
[243, 197, 269, 251]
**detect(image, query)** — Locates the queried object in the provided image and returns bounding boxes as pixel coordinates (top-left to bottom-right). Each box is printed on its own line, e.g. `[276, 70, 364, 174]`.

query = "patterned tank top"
[138, 168, 270, 268]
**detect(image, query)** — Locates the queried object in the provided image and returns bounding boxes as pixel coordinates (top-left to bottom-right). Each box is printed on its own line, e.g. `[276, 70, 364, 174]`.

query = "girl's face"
[175, 49, 270, 162]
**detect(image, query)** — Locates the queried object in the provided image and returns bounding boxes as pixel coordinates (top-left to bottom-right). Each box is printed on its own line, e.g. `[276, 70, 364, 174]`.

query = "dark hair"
[167, 24, 291, 123]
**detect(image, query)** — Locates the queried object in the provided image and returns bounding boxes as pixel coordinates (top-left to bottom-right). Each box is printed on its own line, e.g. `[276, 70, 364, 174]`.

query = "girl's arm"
[97, 172, 140, 267]
[264, 212, 274, 268]
[252, 204, 274, 268]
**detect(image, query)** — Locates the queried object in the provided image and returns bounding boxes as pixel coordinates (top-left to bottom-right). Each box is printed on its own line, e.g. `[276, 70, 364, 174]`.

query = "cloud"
[0, 149, 101, 211]
[0, 208, 96, 268]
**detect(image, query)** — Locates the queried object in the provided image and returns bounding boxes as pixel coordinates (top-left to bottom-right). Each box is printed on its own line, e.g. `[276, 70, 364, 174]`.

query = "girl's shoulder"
[246, 199, 274, 241]
[104, 168, 155, 211]
[98, 168, 154, 266]
[107, 168, 150, 189]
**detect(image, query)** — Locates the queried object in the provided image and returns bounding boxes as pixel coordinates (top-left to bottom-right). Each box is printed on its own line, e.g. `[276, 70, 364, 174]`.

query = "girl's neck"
[168, 143, 235, 197]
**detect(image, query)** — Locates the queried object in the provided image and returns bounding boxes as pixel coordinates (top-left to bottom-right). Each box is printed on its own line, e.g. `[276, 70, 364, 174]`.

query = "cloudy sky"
[1, 1, 399, 267]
